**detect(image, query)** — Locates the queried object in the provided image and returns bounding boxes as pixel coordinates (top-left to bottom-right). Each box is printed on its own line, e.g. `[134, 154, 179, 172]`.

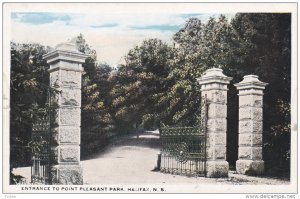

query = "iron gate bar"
[31, 90, 52, 185]
[159, 95, 208, 177]
[160, 126, 207, 177]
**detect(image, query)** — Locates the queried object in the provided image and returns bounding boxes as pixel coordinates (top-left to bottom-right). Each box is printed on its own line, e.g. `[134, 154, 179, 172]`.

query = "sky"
[11, 12, 235, 67]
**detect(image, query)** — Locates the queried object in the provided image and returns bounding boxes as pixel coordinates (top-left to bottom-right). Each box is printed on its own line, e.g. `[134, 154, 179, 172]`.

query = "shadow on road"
[81, 131, 160, 161]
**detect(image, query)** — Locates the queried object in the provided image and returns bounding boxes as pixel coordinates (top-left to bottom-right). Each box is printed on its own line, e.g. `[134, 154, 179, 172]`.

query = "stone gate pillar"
[235, 75, 267, 175]
[43, 42, 87, 184]
[197, 68, 232, 177]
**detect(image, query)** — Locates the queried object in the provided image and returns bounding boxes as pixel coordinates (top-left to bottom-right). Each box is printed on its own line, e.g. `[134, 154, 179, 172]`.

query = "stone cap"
[55, 42, 78, 52]
[196, 68, 232, 85]
[43, 42, 88, 64]
[234, 75, 268, 91]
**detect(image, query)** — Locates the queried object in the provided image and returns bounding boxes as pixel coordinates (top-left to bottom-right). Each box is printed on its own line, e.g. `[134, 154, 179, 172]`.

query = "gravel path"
[13, 131, 290, 185]
[81, 131, 289, 185]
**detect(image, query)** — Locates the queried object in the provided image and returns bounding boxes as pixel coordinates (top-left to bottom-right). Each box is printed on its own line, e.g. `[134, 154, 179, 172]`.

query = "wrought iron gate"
[159, 97, 208, 177]
[31, 117, 51, 184]
[31, 92, 52, 184]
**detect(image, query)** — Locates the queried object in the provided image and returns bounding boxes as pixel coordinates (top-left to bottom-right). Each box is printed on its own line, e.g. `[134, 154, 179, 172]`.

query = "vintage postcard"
[2, 1, 298, 196]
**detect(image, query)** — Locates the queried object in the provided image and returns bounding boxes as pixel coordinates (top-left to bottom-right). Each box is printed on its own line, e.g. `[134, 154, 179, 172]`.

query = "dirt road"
[81, 131, 289, 185]
[13, 131, 289, 185]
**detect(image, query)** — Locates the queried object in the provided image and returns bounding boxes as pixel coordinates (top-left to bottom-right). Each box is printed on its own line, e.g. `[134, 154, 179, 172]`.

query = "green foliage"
[110, 39, 175, 130]
[165, 16, 238, 125]
[231, 13, 291, 173]
[113, 14, 291, 174]
[75, 34, 117, 157]
[10, 14, 291, 176]
[10, 42, 52, 170]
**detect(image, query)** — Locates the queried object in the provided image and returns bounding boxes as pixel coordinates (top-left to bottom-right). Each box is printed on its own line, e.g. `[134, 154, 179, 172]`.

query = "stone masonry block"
[206, 160, 229, 178]
[203, 90, 227, 104]
[202, 90, 214, 103]
[207, 118, 226, 132]
[252, 134, 263, 146]
[214, 145, 226, 160]
[59, 107, 81, 125]
[239, 107, 262, 121]
[239, 120, 262, 133]
[206, 147, 214, 160]
[239, 95, 263, 108]
[252, 147, 263, 160]
[252, 121, 263, 132]
[215, 133, 226, 146]
[208, 103, 226, 118]
[51, 165, 83, 185]
[52, 61, 82, 71]
[252, 108, 263, 120]
[239, 107, 252, 120]
[60, 87, 81, 106]
[206, 133, 226, 146]
[253, 97, 263, 107]
[239, 133, 252, 146]
[239, 133, 262, 146]
[59, 146, 80, 163]
[239, 95, 252, 107]
[60, 70, 82, 88]
[239, 147, 262, 160]
[50, 71, 60, 87]
[206, 141, 226, 160]
[206, 134, 215, 147]
[214, 90, 227, 104]
[239, 120, 251, 133]
[239, 147, 252, 159]
[59, 126, 80, 144]
[236, 160, 264, 175]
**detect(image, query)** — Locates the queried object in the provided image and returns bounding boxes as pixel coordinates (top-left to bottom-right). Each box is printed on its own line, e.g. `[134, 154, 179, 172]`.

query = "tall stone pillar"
[235, 75, 267, 175]
[43, 42, 87, 184]
[197, 68, 232, 177]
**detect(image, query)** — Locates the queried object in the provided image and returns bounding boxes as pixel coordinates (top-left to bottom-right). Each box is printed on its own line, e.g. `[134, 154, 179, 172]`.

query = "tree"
[163, 16, 241, 126]
[9, 34, 116, 166]
[10, 42, 52, 171]
[231, 13, 291, 174]
[74, 34, 116, 157]
[110, 39, 175, 130]
[10, 14, 291, 177]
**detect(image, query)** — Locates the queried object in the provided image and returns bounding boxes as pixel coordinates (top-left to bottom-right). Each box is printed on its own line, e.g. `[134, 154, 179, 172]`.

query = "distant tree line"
[10, 13, 291, 178]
